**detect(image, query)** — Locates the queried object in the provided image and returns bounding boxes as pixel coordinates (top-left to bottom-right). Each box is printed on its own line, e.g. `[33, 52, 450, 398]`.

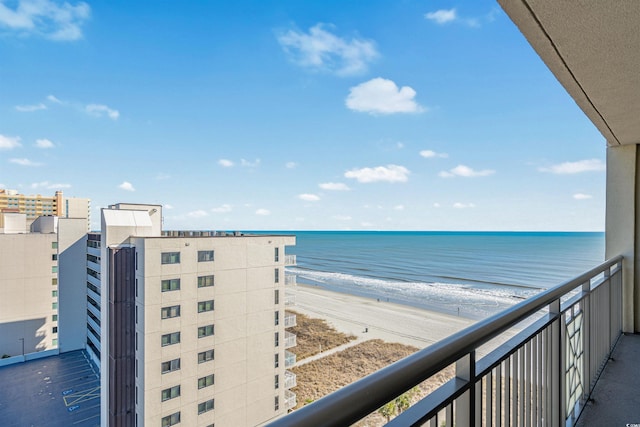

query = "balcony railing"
[285, 274, 297, 286]
[285, 331, 296, 349]
[285, 390, 297, 411]
[285, 370, 297, 389]
[285, 255, 296, 266]
[268, 256, 623, 427]
[285, 312, 297, 328]
[285, 350, 297, 368]
[285, 293, 295, 306]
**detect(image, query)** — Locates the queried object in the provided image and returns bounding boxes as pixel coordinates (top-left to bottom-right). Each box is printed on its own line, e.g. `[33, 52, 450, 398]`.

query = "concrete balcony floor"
[577, 333, 640, 426]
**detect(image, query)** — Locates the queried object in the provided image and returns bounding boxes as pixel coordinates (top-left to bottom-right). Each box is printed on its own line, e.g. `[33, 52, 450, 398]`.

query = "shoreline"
[288, 282, 475, 349]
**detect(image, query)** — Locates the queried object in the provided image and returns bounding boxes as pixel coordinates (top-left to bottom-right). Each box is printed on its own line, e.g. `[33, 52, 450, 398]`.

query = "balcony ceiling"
[499, 0, 640, 146]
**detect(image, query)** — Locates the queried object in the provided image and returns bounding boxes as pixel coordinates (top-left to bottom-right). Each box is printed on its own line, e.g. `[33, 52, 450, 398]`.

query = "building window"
[52, 254, 58, 261]
[52, 327, 58, 334]
[198, 399, 214, 414]
[161, 332, 181, 347]
[275, 396, 279, 411]
[52, 290, 58, 297]
[197, 275, 214, 288]
[52, 278, 58, 286]
[275, 289, 279, 305]
[274, 311, 279, 326]
[275, 354, 279, 368]
[197, 300, 214, 313]
[198, 349, 214, 363]
[274, 247, 279, 262]
[198, 374, 214, 389]
[52, 242, 58, 249]
[198, 325, 214, 338]
[197, 250, 214, 262]
[52, 338, 58, 347]
[275, 268, 279, 283]
[161, 279, 181, 292]
[275, 374, 279, 389]
[161, 412, 180, 427]
[161, 305, 181, 319]
[161, 385, 181, 402]
[275, 332, 279, 347]
[52, 302, 58, 310]
[52, 266, 58, 273]
[161, 358, 181, 374]
[52, 315, 58, 322]
[161, 252, 180, 264]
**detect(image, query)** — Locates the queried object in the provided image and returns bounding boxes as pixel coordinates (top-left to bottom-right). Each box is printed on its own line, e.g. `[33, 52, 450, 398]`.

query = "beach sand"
[288, 283, 474, 350]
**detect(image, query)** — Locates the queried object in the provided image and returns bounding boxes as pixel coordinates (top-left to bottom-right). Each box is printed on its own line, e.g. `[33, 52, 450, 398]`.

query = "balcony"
[285, 274, 297, 286]
[285, 390, 297, 411]
[285, 370, 297, 389]
[285, 255, 296, 266]
[268, 257, 623, 426]
[284, 331, 296, 349]
[285, 293, 295, 306]
[285, 350, 296, 368]
[284, 312, 297, 328]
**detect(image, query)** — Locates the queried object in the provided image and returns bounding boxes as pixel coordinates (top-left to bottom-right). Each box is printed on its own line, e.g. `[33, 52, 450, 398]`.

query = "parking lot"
[0, 350, 100, 427]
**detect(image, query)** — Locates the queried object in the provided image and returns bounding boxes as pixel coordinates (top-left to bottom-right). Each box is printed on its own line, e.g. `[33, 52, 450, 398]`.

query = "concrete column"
[605, 144, 637, 333]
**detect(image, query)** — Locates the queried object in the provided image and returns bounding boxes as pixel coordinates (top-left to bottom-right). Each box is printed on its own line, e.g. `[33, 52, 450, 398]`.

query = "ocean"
[271, 231, 605, 320]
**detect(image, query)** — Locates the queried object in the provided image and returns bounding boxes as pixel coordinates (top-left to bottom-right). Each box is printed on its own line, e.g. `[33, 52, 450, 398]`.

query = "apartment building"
[98, 203, 297, 427]
[0, 213, 87, 360]
[0, 189, 91, 230]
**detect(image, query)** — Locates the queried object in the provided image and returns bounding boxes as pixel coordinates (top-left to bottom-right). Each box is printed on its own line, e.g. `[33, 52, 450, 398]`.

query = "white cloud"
[35, 138, 55, 148]
[10, 158, 41, 166]
[30, 181, 70, 189]
[298, 193, 320, 202]
[539, 159, 606, 174]
[218, 159, 234, 167]
[573, 193, 593, 200]
[15, 103, 47, 112]
[319, 182, 350, 191]
[85, 104, 119, 120]
[187, 210, 208, 218]
[241, 158, 261, 167]
[119, 181, 135, 191]
[164, 204, 174, 210]
[393, 205, 405, 211]
[285, 161, 298, 169]
[277, 23, 378, 76]
[0, 0, 90, 41]
[47, 94, 62, 104]
[346, 78, 423, 115]
[345, 164, 410, 183]
[360, 221, 374, 227]
[255, 208, 270, 216]
[453, 202, 476, 209]
[0, 134, 21, 150]
[425, 9, 457, 24]
[433, 202, 441, 208]
[420, 149, 448, 158]
[439, 164, 495, 178]
[211, 204, 232, 213]
[332, 215, 352, 221]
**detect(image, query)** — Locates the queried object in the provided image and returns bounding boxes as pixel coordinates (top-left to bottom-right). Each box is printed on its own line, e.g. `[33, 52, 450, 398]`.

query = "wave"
[287, 266, 541, 319]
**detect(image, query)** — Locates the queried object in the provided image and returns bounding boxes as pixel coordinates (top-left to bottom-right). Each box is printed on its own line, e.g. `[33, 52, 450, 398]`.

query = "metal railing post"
[550, 299, 562, 427]
[454, 352, 475, 427]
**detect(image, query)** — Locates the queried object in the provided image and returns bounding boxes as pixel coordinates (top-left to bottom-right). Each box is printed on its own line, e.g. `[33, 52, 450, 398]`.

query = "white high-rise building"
[97, 203, 297, 427]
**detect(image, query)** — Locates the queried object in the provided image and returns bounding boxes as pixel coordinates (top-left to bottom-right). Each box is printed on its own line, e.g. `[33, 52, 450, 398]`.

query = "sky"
[0, 0, 607, 231]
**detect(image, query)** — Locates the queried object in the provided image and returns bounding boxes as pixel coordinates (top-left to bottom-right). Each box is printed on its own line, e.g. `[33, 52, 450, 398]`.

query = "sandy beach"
[288, 283, 475, 350]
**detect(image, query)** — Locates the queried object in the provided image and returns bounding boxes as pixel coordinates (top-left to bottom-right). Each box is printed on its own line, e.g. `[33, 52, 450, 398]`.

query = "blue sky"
[0, 0, 606, 231]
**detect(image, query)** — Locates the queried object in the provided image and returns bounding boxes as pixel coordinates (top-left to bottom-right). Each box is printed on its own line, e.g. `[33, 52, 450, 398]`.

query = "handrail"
[268, 256, 623, 427]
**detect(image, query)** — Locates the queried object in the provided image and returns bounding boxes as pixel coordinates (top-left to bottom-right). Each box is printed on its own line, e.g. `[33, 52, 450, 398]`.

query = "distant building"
[95, 203, 298, 427]
[0, 189, 91, 231]
[0, 213, 87, 360]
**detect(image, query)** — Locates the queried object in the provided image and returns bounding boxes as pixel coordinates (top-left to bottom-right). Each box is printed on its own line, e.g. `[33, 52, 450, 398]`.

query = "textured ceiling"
[498, 0, 640, 146]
